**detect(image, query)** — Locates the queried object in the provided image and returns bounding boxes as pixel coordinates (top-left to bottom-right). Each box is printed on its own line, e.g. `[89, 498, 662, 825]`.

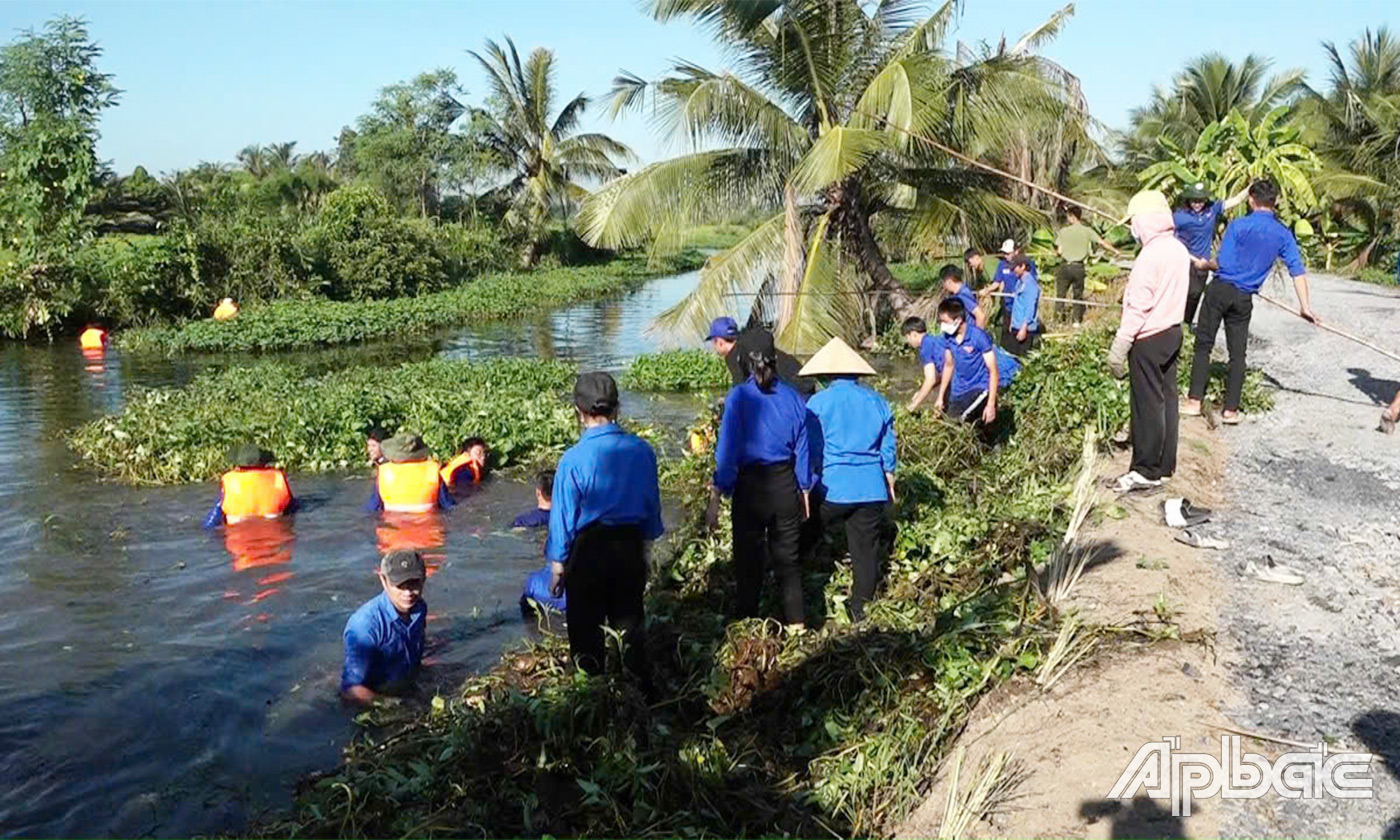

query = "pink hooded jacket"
[1117, 211, 1189, 343]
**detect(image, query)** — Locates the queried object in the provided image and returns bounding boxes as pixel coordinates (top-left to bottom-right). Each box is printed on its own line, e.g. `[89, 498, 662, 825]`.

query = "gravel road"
[1211, 272, 1400, 837]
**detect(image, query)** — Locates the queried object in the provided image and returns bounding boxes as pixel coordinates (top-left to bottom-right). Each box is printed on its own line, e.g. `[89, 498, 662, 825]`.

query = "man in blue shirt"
[341, 549, 428, 705]
[511, 469, 554, 529]
[1184, 179, 1318, 424]
[800, 337, 896, 621]
[933, 297, 1002, 424]
[901, 316, 946, 412]
[940, 264, 988, 330]
[546, 372, 663, 683]
[1004, 256, 1042, 357]
[1173, 182, 1250, 325]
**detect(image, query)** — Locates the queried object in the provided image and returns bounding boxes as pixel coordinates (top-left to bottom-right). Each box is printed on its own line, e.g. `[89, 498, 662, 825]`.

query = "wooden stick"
[853, 108, 1121, 225]
[1258, 292, 1400, 366]
[1204, 720, 1341, 752]
[985, 291, 1121, 309]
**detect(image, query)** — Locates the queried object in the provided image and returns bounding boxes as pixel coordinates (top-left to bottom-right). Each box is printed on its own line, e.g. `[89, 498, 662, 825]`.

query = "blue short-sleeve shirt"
[1173, 200, 1224, 259]
[918, 333, 947, 374]
[948, 324, 996, 397]
[1215, 210, 1307, 294]
[341, 591, 426, 693]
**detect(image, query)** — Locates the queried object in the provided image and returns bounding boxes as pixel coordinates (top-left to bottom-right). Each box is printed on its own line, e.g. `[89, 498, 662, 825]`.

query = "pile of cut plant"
[256, 331, 1151, 839]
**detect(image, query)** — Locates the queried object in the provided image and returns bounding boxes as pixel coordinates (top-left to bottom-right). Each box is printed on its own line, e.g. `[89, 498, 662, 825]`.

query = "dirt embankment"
[898, 420, 1239, 839]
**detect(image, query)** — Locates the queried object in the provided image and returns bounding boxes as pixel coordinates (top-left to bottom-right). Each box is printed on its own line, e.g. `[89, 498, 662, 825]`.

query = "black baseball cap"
[380, 549, 425, 585]
[573, 371, 620, 415]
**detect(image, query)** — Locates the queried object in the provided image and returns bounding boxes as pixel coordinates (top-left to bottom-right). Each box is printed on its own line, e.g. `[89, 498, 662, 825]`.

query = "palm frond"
[788, 125, 889, 194]
[1008, 2, 1075, 56]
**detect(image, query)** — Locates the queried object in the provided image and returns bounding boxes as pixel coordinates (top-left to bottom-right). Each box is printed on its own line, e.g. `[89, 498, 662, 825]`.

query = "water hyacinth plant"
[116, 253, 705, 355]
[70, 358, 581, 483]
[621, 349, 730, 392]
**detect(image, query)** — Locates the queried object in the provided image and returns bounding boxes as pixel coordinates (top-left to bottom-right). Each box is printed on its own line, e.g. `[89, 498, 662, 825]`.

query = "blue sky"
[0, 0, 1395, 175]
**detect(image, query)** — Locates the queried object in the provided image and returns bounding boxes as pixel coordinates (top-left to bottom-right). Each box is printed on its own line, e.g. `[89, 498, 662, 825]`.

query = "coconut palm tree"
[576, 0, 1084, 352]
[469, 36, 634, 268]
[1303, 27, 1400, 268]
[1121, 53, 1305, 171]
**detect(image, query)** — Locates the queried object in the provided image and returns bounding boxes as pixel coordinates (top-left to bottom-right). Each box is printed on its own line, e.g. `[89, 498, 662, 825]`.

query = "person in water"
[546, 372, 663, 683]
[440, 436, 488, 487]
[705, 316, 816, 397]
[512, 469, 554, 528]
[79, 325, 107, 351]
[365, 426, 390, 467]
[213, 297, 239, 321]
[203, 442, 296, 528]
[709, 331, 814, 631]
[800, 337, 897, 622]
[366, 433, 455, 513]
[341, 549, 427, 705]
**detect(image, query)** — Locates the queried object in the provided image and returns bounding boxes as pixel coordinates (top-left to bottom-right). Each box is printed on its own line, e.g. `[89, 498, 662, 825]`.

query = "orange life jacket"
[439, 452, 483, 486]
[376, 512, 445, 576]
[221, 468, 292, 523]
[378, 459, 442, 512]
[79, 328, 106, 350]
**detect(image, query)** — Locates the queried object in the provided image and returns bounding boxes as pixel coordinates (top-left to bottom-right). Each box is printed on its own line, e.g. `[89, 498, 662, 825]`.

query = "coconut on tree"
[576, 0, 1092, 353]
[470, 37, 635, 268]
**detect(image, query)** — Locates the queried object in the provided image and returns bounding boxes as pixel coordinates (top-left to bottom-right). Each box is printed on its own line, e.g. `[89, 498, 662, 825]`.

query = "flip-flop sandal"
[1164, 498, 1212, 529]
[1220, 412, 1243, 425]
[1244, 556, 1304, 585]
[1174, 529, 1229, 550]
[1181, 403, 1203, 417]
[1381, 412, 1397, 435]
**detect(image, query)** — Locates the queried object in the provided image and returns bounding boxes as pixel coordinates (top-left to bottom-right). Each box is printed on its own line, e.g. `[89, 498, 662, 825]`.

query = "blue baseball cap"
[705, 316, 740, 341]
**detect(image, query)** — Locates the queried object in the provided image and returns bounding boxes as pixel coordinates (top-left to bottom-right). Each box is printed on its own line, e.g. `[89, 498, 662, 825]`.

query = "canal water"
[0, 269, 716, 837]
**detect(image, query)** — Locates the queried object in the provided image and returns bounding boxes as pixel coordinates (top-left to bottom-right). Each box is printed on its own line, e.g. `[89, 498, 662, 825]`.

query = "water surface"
[0, 270, 709, 837]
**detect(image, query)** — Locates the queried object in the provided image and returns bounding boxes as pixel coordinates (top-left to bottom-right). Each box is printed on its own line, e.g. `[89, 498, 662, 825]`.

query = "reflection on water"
[0, 269, 710, 837]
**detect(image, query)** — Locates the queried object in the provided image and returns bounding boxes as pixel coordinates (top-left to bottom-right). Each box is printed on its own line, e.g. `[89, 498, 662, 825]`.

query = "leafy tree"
[1120, 53, 1305, 171]
[348, 69, 472, 218]
[469, 37, 633, 268]
[0, 15, 119, 336]
[576, 0, 1079, 351]
[1138, 106, 1321, 222]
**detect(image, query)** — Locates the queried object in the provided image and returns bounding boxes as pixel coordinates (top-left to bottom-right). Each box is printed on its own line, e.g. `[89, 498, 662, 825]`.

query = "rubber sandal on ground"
[1174, 529, 1229, 550]
[1220, 412, 1243, 425]
[1244, 556, 1304, 586]
[1111, 470, 1163, 495]
[1164, 498, 1212, 529]
[1381, 412, 1397, 435]
[1181, 402, 1203, 417]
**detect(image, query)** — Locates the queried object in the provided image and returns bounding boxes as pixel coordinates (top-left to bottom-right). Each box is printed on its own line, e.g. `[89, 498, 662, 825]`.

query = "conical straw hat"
[799, 337, 876, 377]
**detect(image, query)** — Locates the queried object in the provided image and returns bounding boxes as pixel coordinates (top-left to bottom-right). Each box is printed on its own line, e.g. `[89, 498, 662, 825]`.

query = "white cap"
[999, 239, 1016, 254]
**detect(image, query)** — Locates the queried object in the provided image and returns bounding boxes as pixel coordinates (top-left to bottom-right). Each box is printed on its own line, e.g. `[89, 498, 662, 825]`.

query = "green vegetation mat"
[621, 349, 730, 391]
[69, 358, 582, 483]
[115, 252, 706, 355]
[255, 331, 1143, 838]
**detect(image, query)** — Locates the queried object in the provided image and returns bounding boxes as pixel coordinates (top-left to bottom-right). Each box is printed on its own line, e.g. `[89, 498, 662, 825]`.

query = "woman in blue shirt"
[800, 338, 896, 622]
[707, 332, 814, 630]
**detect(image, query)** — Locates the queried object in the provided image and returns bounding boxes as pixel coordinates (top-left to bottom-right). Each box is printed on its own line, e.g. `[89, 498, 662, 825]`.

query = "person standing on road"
[545, 372, 664, 684]
[1107, 190, 1191, 494]
[707, 332, 814, 631]
[1173, 182, 1250, 327]
[1173, 183, 1250, 325]
[800, 338, 897, 622]
[1183, 179, 1319, 425]
[1054, 206, 1122, 326]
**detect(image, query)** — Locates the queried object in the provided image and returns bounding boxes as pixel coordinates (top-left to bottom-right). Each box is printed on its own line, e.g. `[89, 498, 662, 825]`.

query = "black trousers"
[562, 524, 649, 681]
[732, 462, 804, 625]
[1001, 323, 1040, 357]
[821, 501, 888, 621]
[1184, 264, 1210, 326]
[947, 389, 989, 423]
[1055, 261, 1087, 322]
[1188, 280, 1253, 411]
[1129, 326, 1181, 481]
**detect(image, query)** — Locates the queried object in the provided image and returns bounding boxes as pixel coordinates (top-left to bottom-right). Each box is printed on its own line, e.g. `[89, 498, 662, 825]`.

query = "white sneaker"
[1112, 471, 1163, 495]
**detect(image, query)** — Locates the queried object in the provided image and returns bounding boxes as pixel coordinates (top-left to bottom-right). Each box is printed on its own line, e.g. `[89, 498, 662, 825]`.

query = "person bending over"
[933, 298, 1001, 425]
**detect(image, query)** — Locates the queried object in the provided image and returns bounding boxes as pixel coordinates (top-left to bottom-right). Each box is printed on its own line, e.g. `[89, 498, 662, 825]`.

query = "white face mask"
[939, 321, 959, 336]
